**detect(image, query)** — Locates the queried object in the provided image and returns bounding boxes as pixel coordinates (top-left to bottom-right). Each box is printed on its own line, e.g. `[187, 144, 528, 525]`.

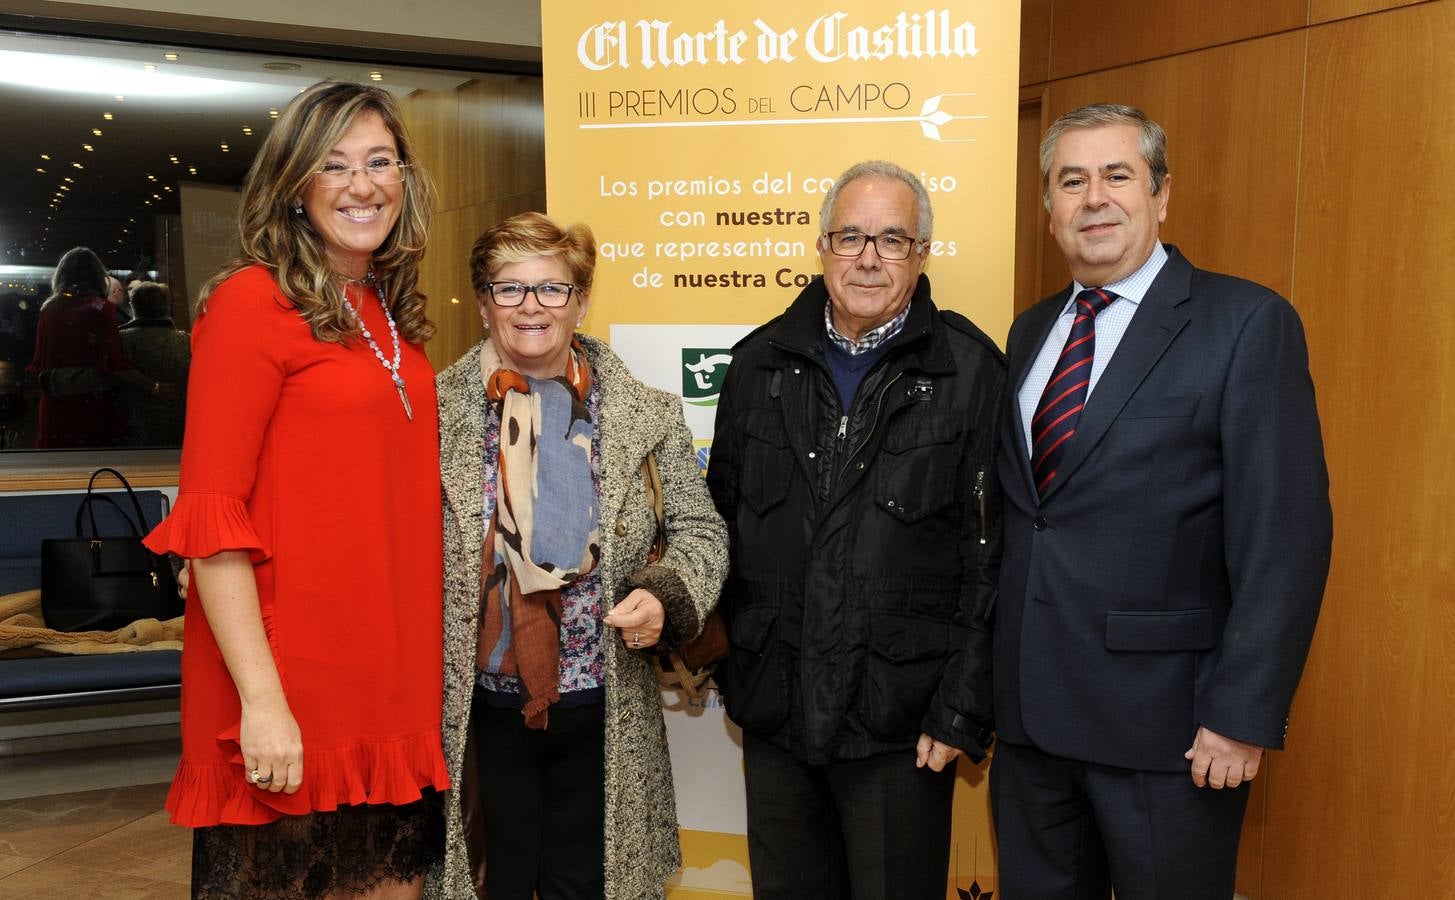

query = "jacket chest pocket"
[874, 413, 963, 523]
[740, 408, 794, 515]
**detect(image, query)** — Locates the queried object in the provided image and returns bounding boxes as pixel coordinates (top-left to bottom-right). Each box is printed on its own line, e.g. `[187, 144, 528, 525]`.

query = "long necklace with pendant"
[343, 280, 413, 420]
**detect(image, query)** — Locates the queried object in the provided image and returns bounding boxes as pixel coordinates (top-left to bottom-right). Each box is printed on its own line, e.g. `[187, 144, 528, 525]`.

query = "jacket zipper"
[839, 372, 905, 479]
[973, 468, 987, 545]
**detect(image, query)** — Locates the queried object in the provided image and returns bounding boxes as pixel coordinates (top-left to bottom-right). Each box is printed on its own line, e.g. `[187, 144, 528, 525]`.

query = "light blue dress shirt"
[1019, 243, 1170, 457]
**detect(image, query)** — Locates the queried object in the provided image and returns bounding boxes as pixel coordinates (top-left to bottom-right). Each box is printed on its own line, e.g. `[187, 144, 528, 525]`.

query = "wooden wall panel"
[1311, 0, 1428, 25]
[403, 75, 547, 371]
[1039, 31, 1304, 300]
[401, 86, 460, 211]
[1048, 0, 1305, 80]
[1014, 93, 1046, 318]
[421, 192, 547, 372]
[1019, 0, 1052, 86]
[1260, 2, 1455, 896]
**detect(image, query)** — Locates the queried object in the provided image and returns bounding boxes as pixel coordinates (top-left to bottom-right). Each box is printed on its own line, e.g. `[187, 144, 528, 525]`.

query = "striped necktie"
[1031, 288, 1117, 497]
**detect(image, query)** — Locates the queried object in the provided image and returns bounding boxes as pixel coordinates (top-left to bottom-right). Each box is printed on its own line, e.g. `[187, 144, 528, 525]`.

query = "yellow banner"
[542, 4, 1019, 898]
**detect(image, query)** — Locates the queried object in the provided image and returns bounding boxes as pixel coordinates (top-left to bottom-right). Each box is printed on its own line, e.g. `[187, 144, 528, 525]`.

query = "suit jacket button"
[614, 517, 628, 536]
[1033, 516, 1048, 531]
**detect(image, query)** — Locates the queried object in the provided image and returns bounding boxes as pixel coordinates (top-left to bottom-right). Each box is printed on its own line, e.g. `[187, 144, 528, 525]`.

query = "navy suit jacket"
[994, 246, 1333, 772]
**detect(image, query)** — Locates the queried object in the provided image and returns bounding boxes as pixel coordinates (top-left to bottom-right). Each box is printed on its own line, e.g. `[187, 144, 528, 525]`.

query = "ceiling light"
[164, 52, 180, 61]
[58, 185, 68, 191]
[82, 144, 94, 151]
[40, 153, 50, 160]
[163, 185, 172, 191]
[64, 177, 73, 183]
[0, 51, 239, 98]
[220, 143, 229, 152]
[242, 126, 253, 135]
[72, 162, 83, 169]
[169, 155, 179, 163]
[92, 128, 102, 136]
[268, 108, 279, 119]
[188, 167, 197, 174]
[144, 63, 157, 72]
[369, 71, 383, 82]
[35, 167, 44, 173]
[103, 112, 113, 120]
[147, 174, 157, 181]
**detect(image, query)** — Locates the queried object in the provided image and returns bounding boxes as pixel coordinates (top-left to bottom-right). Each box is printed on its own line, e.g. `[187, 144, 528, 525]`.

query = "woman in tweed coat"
[427, 213, 727, 900]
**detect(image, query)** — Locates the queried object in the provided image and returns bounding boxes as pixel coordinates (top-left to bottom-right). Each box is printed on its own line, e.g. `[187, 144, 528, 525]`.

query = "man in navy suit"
[992, 102, 1333, 899]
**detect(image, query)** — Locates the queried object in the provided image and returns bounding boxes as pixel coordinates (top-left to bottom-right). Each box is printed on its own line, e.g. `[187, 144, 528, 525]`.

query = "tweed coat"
[426, 334, 729, 900]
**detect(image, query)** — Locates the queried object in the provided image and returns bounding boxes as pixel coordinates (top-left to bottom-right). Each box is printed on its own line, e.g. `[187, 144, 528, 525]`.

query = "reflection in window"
[0, 29, 482, 451]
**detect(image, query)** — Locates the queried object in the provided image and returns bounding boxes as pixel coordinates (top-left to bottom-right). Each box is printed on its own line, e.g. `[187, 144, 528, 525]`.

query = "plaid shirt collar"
[823, 300, 910, 356]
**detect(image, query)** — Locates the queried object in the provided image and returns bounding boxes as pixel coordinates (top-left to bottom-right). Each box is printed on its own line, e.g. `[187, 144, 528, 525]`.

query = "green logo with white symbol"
[682, 349, 732, 407]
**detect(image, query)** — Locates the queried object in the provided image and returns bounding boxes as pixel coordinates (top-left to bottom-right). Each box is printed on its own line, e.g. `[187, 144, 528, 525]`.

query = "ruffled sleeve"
[143, 267, 290, 562]
[144, 491, 270, 563]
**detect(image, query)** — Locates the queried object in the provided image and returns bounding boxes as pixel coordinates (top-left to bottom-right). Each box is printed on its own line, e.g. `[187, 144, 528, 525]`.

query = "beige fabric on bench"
[0, 589, 183, 656]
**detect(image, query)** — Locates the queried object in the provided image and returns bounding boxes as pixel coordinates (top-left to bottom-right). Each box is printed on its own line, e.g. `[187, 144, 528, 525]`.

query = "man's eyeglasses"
[314, 158, 410, 188]
[484, 282, 578, 307]
[823, 231, 924, 261]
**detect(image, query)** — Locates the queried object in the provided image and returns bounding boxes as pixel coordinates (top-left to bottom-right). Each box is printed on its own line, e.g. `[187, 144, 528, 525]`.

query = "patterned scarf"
[477, 339, 600, 729]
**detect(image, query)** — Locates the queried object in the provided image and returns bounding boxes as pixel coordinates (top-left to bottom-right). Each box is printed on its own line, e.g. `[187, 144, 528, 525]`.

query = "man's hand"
[916, 733, 963, 772]
[1184, 725, 1265, 789]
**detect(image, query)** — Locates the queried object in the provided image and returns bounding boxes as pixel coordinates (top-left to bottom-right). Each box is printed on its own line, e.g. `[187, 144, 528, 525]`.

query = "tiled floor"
[0, 740, 187, 898]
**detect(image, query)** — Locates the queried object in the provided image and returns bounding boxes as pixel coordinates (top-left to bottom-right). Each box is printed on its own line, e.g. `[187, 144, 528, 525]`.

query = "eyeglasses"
[314, 158, 410, 188]
[484, 281, 578, 307]
[823, 231, 924, 261]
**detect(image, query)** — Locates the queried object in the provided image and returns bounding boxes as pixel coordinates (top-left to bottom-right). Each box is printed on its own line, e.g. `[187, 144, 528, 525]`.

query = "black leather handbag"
[40, 467, 181, 632]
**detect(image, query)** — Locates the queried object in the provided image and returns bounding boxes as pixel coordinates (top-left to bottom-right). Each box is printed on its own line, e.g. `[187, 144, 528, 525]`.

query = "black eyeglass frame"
[822, 230, 927, 261]
[483, 281, 579, 308]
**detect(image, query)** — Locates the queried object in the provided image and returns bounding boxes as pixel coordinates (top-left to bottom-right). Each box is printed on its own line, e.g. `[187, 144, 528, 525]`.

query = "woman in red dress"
[144, 81, 449, 899]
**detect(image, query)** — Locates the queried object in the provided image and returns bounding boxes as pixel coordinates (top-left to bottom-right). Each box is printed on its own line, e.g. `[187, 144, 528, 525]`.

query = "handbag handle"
[75, 467, 153, 538]
[640, 452, 667, 564]
[77, 494, 143, 539]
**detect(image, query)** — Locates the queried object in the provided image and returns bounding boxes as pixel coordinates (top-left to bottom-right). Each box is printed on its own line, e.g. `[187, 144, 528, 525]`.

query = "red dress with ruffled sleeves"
[144, 266, 449, 826]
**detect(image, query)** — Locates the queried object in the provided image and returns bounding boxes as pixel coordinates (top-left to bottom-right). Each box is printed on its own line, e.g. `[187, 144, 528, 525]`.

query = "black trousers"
[471, 698, 605, 900]
[742, 732, 956, 900]
[990, 740, 1251, 900]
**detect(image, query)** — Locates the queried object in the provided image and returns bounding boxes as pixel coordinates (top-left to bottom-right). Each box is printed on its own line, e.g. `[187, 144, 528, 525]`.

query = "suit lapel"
[1037, 250, 1194, 503]
[1006, 290, 1069, 499]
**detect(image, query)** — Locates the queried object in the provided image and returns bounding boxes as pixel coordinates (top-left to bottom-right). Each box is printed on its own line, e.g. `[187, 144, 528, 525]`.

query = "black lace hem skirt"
[190, 790, 443, 899]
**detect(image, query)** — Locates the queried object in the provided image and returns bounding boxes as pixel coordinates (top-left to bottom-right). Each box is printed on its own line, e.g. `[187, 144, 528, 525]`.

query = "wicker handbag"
[641, 453, 727, 700]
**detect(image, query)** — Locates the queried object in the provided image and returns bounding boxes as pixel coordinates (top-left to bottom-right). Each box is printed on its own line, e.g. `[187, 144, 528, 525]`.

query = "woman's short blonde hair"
[200, 80, 437, 343]
[469, 212, 596, 297]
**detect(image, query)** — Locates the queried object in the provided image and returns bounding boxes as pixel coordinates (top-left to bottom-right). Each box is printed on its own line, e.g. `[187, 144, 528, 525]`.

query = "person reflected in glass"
[143, 80, 449, 899]
[118, 281, 188, 446]
[429, 212, 727, 900]
[27, 246, 156, 447]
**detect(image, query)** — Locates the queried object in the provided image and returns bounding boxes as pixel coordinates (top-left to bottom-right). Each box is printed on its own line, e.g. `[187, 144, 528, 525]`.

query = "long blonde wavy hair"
[199, 80, 436, 344]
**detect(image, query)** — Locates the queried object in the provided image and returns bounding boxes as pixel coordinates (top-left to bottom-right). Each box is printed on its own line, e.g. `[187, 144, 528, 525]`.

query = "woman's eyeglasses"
[484, 282, 577, 307]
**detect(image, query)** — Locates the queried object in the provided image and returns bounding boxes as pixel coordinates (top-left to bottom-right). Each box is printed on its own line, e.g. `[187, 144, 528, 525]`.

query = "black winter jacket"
[707, 275, 1005, 764]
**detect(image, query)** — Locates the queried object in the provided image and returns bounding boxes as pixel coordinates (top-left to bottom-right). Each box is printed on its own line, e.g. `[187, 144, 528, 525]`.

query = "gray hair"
[1039, 103, 1169, 209]
[819, 160, 933, 240]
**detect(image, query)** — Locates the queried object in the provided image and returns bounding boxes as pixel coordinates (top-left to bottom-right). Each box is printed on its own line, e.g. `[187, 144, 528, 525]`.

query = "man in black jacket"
[706, 160, 1005, 900]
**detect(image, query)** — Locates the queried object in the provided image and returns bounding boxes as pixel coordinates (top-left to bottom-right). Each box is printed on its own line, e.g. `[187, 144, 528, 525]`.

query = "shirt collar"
[1065, 241, 1169, 313]
[823, 299, 911, 356]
